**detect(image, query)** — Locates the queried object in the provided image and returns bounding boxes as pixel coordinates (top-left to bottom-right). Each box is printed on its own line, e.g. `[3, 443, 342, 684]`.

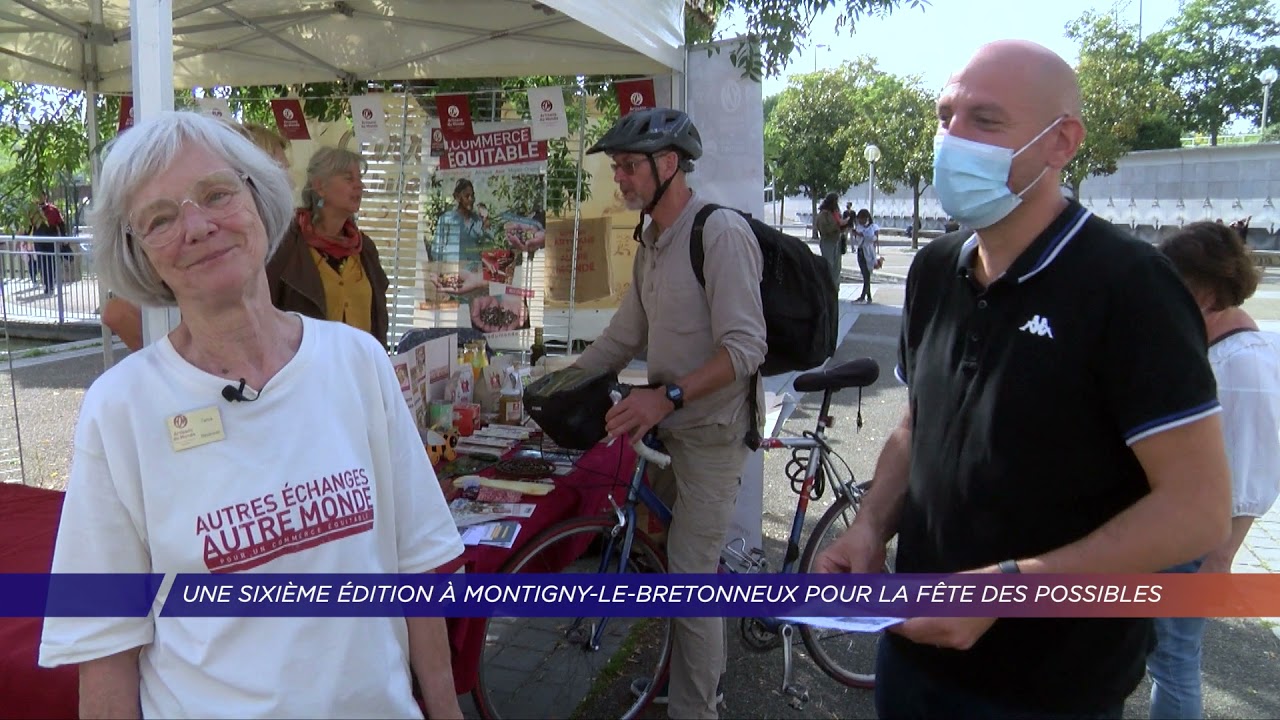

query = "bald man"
[816, 40, 1230, 718]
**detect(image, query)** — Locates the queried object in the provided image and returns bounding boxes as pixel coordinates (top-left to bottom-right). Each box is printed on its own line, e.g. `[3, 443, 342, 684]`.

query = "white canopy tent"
[0, 0, 685, 91]
[0, 0, 685, 352]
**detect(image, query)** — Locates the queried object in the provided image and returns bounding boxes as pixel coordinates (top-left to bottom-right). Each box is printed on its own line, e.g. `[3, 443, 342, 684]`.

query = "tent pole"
[388, 89, 411, 350]
[85, 0, 111, 369]
[131, 0, 179, 347]
[566, 86, 586, 354]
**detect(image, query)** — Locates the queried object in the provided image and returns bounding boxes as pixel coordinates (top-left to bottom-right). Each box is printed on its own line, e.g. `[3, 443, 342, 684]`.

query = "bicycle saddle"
[792, 357, 880, 393]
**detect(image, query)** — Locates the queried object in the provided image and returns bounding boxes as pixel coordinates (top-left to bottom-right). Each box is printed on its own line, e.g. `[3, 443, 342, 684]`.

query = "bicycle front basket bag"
[523, 366, 619, 450]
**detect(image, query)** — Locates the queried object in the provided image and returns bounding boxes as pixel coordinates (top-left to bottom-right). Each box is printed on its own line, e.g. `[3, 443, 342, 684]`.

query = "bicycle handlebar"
[608, 385, 673, 469]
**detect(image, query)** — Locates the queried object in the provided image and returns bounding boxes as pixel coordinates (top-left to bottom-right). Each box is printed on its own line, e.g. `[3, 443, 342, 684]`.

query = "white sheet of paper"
[780, 616, 905, 633]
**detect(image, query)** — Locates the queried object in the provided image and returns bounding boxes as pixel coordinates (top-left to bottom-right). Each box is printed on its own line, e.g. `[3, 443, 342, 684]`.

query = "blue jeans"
[1147, 558, 1206, 719]
[874, 637, 1124, 719]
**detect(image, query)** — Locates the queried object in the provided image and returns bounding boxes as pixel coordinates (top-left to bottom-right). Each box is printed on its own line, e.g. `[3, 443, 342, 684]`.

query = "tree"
[836, 69, 935, 248]
[0, 82, 91, 232]
[689, 0, 930, 78]
[1131, 117, 1185, 151]
[1064, 10, 1182, 195]
[766, 66, 861, 231]
[1149, 0, 1280, 145]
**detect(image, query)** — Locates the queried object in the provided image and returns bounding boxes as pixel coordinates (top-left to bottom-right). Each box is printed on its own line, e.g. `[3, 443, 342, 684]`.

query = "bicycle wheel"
[797, 491, 896, 689]
[473, 517, 673, 720]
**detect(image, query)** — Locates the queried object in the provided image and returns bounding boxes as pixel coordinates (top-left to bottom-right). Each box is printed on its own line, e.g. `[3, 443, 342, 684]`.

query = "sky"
[717, 0, 1185, 98]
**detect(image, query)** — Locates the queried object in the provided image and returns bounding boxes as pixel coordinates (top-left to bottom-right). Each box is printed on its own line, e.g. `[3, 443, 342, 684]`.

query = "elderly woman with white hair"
[37, 112, 464, 719]
[267, 145, 389, 346]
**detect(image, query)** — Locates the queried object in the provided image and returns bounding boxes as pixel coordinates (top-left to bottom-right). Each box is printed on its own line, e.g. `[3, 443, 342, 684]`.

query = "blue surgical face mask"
[932, 116, 1064, 229]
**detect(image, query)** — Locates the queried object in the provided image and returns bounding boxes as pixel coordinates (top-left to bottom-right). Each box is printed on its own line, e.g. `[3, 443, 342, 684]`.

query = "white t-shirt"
[39, 315, 464, 719]
[1210, 329, 1280, 518]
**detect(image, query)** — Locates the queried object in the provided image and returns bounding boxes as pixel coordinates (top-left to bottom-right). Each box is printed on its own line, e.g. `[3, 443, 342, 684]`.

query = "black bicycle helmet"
[587, 108, 703, 162]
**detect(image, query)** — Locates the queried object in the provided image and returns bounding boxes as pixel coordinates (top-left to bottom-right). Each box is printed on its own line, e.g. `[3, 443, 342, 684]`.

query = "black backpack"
[690, 204, 839, 376]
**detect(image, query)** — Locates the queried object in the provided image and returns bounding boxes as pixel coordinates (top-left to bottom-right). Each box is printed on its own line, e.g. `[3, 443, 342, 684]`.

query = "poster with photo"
[389, 333, 457, 431]
[421, 122, 548, 345]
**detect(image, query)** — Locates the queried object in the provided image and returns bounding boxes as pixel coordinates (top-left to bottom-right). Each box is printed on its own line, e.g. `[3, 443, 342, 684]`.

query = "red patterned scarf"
[295, 208, 362, 259]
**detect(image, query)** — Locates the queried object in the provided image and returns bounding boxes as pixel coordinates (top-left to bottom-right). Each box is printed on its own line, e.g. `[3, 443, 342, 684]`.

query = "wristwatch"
[664, 384, 685, 411]
[997, 559, 1021, 574]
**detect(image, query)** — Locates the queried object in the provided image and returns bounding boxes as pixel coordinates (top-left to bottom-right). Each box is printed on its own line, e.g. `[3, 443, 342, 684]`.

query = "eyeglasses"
[125, 170, 251, 248]
[609, 157, 648, 176]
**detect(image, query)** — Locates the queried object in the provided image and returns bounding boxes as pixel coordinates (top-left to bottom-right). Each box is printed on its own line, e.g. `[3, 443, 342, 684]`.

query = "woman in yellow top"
[267, 146, 389, 346]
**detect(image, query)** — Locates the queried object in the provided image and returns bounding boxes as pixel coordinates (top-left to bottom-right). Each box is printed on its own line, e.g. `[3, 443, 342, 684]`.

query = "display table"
[0, 483, 78, 719]
[0, 440, 634, 714]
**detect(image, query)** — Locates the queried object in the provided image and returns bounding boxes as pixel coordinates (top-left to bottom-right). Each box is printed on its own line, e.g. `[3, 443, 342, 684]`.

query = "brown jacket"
[265, 219, 390, 347]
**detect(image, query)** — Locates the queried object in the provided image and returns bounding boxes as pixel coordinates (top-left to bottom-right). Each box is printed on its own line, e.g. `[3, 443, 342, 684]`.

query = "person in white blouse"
[1147, 220, 1280, 720]
[851, 208, 879, 303]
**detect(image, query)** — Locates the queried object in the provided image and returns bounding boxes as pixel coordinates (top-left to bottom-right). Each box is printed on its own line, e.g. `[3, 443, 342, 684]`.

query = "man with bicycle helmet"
[572, 108, 767, 719]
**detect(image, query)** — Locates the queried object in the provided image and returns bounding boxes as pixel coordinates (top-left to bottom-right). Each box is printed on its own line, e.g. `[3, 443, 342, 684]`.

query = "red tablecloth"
[0, 441, 632, 715]
[442, 440, 634, 694]
[0, 484, 78, 720]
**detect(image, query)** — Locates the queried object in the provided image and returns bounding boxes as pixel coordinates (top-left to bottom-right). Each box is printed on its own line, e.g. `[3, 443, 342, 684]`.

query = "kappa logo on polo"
[1019, 315, 1054, 338]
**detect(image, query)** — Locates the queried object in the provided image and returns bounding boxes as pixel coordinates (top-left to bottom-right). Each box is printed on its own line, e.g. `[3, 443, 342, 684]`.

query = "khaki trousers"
[651, 415, 749, 720]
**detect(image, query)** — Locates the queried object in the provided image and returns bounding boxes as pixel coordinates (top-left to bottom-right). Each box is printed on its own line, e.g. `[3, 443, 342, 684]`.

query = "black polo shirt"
[890, 200, 1219, 713]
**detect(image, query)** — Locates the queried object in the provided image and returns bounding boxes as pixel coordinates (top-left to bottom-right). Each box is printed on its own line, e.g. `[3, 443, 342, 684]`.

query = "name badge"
[167, 406, 226, 452]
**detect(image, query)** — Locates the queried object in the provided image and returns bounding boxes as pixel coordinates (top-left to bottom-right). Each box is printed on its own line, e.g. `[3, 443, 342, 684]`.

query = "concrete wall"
[777, 143, 1280, 247]
[1076, 143, 1280, 249]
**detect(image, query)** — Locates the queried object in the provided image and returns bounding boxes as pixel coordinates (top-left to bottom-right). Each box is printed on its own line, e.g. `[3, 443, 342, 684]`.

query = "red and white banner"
[428, 124, 445, 157]
[615, 78, 657, 116]
[118, 96, 135, 132]
[270, 98, 311, 140]
[438, 125, 548, 174]
[436, 93, 475, 142]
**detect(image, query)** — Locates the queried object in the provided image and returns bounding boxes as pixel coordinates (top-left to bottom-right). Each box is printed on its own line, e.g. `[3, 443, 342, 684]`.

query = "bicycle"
[472, 357, 887, 720]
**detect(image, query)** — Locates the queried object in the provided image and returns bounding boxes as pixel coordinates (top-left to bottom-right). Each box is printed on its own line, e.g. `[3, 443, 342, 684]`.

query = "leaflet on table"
[461, 520, 522, 548]
[476, 425, 531, 440]
[450, 497, 535, 517]
[460, 435, 519, 450]
[390, 333, 457, 432]
[779, 616, 905, 633]
[455, 443, 507, 459]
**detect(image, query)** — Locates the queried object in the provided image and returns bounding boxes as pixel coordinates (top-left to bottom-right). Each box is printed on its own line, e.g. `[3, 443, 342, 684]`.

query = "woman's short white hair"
[92, 111, 294, 307]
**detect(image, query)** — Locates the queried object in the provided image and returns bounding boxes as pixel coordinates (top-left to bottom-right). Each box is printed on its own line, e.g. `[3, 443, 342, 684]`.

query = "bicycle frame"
[588, 386, 852, 626]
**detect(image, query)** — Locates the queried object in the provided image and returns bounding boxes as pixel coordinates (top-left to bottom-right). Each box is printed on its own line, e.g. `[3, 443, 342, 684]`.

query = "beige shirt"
[576, 193, 767, 429]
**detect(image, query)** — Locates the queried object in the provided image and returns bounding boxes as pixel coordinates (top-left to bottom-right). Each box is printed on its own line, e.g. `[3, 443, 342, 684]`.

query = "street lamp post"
[1261, 67, 1278, 131]
[864, 143, 881, 219]
[813, 43, 830, 73]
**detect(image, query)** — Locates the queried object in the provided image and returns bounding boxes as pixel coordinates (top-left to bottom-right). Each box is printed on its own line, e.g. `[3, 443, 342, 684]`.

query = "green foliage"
[835, 69, 935, 194]
[1131, 116, 1186, 150]
[766, 59, 935, 236]
[1065, 9, 1183, 191]
[218, 84, 351, 125]
[1148, 0, 1280, 145]
[766, 64, 863, 213]
[691, 0, 931, 77]
[0, 82, 89, 232]
[835, 68, 935, 245]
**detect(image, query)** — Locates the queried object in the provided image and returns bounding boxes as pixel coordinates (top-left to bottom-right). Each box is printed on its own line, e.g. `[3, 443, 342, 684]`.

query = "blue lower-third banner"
[2, 572, 1247, 619]
[3, 574, 164, 617]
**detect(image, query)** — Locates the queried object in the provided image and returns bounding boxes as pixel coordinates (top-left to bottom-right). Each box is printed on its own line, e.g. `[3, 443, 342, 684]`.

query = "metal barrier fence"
[0, 235, 98, 326]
